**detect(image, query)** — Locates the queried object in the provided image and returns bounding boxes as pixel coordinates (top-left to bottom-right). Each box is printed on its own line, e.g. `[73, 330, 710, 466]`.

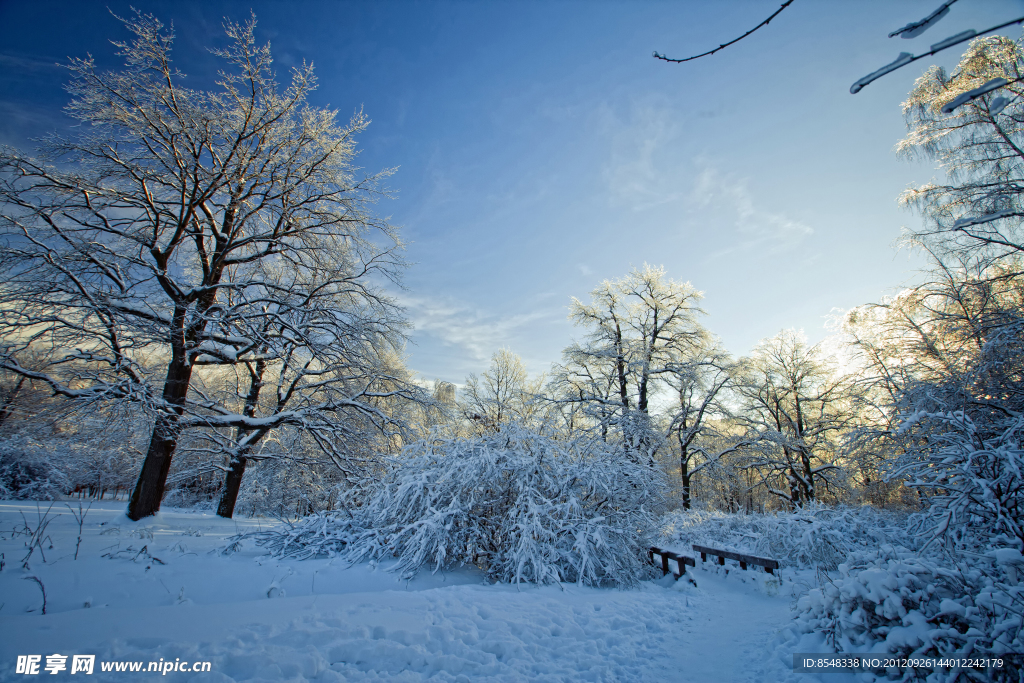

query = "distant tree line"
[1, 13, 1023, 533]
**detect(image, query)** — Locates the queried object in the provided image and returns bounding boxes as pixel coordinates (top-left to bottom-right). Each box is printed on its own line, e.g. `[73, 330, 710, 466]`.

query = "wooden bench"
[648, 546, 696, 578]
[692, 544, 779, 574]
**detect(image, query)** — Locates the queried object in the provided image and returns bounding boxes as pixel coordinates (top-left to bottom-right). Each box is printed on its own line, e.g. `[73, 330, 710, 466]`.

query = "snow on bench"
[692, 544, 779, 574]
[648, 546, 696, 579]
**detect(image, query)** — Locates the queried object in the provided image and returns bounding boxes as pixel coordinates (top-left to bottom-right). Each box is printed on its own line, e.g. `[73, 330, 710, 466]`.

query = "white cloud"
[0, 52, 64, 72]
[600, 102, 684, 211]
[691, 166, 813, 256]
[401, 294, 555, 364]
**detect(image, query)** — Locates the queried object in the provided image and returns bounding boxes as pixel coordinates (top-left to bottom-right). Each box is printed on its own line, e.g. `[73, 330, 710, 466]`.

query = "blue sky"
[2, 0, 1021, 386]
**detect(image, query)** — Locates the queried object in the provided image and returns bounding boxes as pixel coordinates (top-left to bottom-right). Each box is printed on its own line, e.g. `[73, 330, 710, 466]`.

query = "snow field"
[0, 501, 799, 682]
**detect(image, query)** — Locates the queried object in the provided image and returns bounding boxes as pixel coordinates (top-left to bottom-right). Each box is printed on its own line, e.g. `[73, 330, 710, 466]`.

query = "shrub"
[253, 424, 667, 586]
[790, 545, 1023, 681]
[892, 411, 1024, 551]
[659, 504, 909, 570]
[0, 436, 70, 500]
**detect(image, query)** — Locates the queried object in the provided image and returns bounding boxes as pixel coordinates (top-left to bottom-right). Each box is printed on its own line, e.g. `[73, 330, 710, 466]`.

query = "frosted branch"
[951, 208, 1015, 229]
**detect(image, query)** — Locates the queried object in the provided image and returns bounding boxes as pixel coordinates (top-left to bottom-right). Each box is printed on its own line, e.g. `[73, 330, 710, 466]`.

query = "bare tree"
[0, 12, 417, 519]
[548, 345, 620, 442]
[207, 275, 418, 518]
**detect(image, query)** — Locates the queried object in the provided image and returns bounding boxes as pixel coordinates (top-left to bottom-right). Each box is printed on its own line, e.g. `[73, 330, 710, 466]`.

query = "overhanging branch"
[653, 1, 795, 64]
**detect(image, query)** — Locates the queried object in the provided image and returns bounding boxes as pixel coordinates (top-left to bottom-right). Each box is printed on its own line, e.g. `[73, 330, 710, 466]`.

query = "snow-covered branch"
[851, 16, 1024, 94]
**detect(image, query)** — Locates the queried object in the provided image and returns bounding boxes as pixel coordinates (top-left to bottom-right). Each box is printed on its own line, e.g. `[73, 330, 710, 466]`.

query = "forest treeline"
[0, 14, 1021, 560]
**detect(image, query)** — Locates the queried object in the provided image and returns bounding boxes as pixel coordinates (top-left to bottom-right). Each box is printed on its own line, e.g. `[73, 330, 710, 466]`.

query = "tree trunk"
[127, 339, 193, 520]
[0, 376, 25, 429]
[800, 449, 816, 502]
[217, 455, 248, 518]
[615, 323, 629, 409]
[680, 453, 692, 510]
[216, 359, 267, 519]
[786, 465, 802, 510]
[127, 413, 180, 519]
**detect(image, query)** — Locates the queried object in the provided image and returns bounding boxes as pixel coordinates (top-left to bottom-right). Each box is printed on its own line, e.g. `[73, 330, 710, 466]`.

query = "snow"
[929, 30, 977, 54]
[850, 53, 913, 94]
[940, 77, 1010, 114]
[0, 501, 800, 682]
[785, 544, 1024, 674]
[889, 2, 952, 40]
[990, 95, 1012, 115]
[993, 548, 1024, 566]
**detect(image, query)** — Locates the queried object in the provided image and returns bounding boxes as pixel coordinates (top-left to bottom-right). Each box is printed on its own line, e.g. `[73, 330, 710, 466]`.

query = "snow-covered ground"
[0, 501, 806, 682]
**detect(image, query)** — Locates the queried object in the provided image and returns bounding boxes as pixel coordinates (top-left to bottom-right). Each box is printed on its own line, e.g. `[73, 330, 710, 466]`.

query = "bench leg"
[700, 552, 706, 562]
[718, 556, 724, 566]
[661, 553, 670, 576]
[740, 561, 747, 570]
[765, 567, 773, 575]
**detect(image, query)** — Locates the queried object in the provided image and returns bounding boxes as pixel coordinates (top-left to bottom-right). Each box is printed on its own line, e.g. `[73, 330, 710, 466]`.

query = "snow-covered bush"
[0, 436, 68, 499]
[892, 411, 1024, 551]
[254, 424, 666, 586]
[659, 504, 909, 570]
[245, 510, 359, 559]
[0, 408, 143, 500]
[230, 454, 349, 518]
[790, 545, 1023, 680]
[779, 411, 1024, 676]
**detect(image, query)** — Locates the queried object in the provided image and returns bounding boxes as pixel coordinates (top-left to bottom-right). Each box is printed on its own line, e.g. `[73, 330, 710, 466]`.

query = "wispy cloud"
[401, 294, 556, 365]
[600, 102, 684, 211]
[692, 166, 813, 257]
[0, 52, 64, 72]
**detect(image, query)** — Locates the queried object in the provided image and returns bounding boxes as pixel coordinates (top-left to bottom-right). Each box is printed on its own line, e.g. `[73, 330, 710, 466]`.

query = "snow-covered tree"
[0, 12, 419, 519]
[661, 340, 735, 509]
[899, 35, 1024, 272]
[0, 397, 149, 501]
[199, 265, 421, 518]
[548, 342, 620, 442]
[554, 265, 706, 464]
[846, 261, 1024, 544]
[460, 349, 547, 434]
[782, 27, 1024, 670]
[0, 356, 51, 433]
[734, 330, 857, 509]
